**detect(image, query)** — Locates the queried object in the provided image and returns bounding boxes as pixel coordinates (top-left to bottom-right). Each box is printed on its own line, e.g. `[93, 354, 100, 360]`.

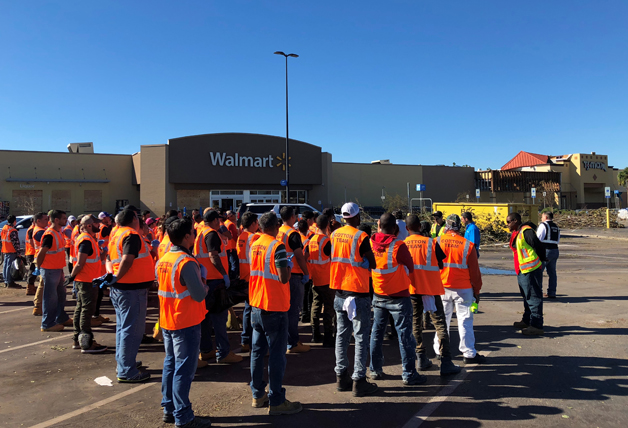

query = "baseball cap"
[67, 215, 76, 222]
[203, 209, 220, 223]
[341, 202, 360, 219]
[445, 214, 461, 230]
[98, 212, 111, 220]
[432, 211, 443, 218]
[145, 218, 156, 226]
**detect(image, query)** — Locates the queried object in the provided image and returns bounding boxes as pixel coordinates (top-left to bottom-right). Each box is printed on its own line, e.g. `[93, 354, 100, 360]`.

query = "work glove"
[200, 265, 207, 282]
[223, 274, 231, 289]
[286, 259, 294, 270]
[151, 239, 160, 251]
[102, 275, 117, 289]
[301, 274, 310, 285]
[32, 267, 41, 277]
[360, 259, 370, 269]
[98, 239, 105, 247]
[64, 276, 76, 287]
[474, 294, 480, 304]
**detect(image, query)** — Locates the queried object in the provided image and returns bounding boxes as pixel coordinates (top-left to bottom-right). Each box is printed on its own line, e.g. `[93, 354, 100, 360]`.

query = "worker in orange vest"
[63, 216, 77, 273]
[306, 214, 335, 347]
[330, 202, 378, 397]
[36, 210, 72, 332]
[24, 219, 38, 295]
[157, 218, 212, 428]
[405, 216, 461, 376]
[195, 209, 242, 364]
[68, 215, 108, 353]
[224, 210, 239, 279]
[237, 211, 260, 353]
[277, 206, 310, 354]
[31, 212, 49, 315]
[1, 215, 21, 288]
[249, 211, 303, 415]
[433, 214, 485, 364]
[369, 213, 426, 386]
[106, 208, 156, 383]
[297, 219, 314, 324]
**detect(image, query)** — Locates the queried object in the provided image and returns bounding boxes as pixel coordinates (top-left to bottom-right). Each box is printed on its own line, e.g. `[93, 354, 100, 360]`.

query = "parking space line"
[402, 351, 492, 428]
[30, 383, 156, 428]
[0, 307, 32, 315]
[0, 334, 72, 354]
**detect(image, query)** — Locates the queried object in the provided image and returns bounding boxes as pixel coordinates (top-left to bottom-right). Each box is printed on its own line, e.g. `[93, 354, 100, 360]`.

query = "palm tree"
[618, 167, 628, 187]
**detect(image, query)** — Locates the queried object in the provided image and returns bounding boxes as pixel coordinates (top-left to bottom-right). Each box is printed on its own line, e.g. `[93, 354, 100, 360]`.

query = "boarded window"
[177, 190, 207, 211]
[84, 190, 102, 212]
[12, 190, 43, 215]
[52, 190, 71, 212]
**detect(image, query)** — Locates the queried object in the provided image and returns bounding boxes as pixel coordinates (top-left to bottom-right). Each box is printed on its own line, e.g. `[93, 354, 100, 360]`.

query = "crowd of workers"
[0, 202, 560, 428]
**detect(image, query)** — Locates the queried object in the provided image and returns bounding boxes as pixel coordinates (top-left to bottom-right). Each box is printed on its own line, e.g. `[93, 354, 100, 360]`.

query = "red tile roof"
[501, 151, 549, 170]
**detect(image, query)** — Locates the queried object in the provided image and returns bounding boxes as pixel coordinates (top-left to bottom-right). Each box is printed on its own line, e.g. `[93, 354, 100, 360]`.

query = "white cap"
[341, 202, 360, 219]
[67, 215, 76, 222]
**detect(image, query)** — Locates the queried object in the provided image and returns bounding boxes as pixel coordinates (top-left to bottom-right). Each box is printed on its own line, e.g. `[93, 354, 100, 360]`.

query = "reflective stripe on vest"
[330, 231, 363, 267]
[156, 252, 193, 300]
[238, 233, 256, 265]
[540, 221, 560, 245]
[195, 229, 227, 259]
[437, 236, 470, 269]
[413, 237, 440, 272]
[44, 229, 65, 255]
[249, 240, 281, 282]
[109, 231, 151, 264]
[372, 240, 401, 275]
[308, 235, 330, 265]
[1, 225, 17, 253]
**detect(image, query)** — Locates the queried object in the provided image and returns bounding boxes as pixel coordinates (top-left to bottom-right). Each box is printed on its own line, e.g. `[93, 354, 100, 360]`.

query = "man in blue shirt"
[462, 212, 481, 258]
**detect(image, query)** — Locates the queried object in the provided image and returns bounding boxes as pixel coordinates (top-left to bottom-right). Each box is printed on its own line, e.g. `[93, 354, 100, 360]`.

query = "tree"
[381, 193, 408, 214]
[618, 167, 628, 187]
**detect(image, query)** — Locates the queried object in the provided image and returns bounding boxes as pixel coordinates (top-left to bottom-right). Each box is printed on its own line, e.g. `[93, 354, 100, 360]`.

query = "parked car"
[0, 215, 32, 252]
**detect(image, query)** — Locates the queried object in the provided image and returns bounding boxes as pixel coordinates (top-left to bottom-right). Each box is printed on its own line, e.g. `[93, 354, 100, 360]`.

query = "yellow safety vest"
[515, 225, 542, 274]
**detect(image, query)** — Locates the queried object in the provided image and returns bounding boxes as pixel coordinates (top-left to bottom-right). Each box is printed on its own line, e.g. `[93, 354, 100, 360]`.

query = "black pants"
[311, 284, 335, 333]
[73, 281, 97, 348]
[411, 294, 452, 360]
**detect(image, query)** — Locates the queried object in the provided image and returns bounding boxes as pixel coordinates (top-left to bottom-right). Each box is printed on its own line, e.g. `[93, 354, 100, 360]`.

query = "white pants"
[433, 287, 477, 358]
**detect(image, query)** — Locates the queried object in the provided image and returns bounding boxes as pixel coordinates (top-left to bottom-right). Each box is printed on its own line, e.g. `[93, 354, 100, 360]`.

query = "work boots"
[311, 321, 322, 343]
[440, 358, 462, 376]
[336, 370, 352, 392]
[417, 353, 433, 371]
[353, 377, 378, 397]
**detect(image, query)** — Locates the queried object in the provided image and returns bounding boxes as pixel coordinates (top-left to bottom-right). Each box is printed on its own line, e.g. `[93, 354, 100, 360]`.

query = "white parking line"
[402, 351, 492, 428]
[0, 334, 72, 354]
[30, 383, 156, 428]
[0, 307, 31, 315]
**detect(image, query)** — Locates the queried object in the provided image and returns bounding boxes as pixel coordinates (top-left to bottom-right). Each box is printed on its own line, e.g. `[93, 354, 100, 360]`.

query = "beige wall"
[0, 150, 139, 216]
[138, 145, 177, 216]
[308, 152, 333, 209]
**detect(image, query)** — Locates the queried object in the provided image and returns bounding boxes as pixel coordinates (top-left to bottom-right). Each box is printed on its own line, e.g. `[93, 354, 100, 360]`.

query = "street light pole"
[274, 51, 298, 203]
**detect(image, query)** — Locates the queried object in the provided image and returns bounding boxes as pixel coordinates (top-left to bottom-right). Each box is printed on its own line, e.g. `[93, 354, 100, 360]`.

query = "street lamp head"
[288, 53, 299, 58]
[274, 51, 286, 56]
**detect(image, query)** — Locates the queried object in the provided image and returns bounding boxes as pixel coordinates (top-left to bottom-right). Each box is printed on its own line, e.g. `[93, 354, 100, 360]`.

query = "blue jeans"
[250, 307, 288, 407]
[110, 287, 148, 379]
[3, 252, 17, 285]
[370, 295, 419, 382]
[161, 324, 201, 427]
[517, 268, 544, 329]
[241, 298, 253, 346]
[541, 248, 559, 296]
[287, 274, 304, 348]
[334, 294, 371, 380]
[227, 249, 239, 280]
[200, 279, 230, 359]
[41, 268, 70, 329]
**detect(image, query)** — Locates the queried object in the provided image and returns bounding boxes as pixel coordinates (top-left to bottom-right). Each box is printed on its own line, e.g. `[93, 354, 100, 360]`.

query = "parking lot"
[1, 230, 627, 428]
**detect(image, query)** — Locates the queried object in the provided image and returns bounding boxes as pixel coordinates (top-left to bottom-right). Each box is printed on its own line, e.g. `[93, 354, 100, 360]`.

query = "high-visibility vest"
[158, 234, 172, 260]
[249, 234, 289, 312]
[438, 232, 474, 289]
[329, 226, 370, 293]
[405, 234, 444, 296]
[307, 233, 331, 287]
[70, 225, 81, 264]
[539, 221, 560, 248]
[97, 227, 111, 275]
[299, 231, 312, 254]
[39, 227, 66, 269]
[25, 224, 36, 256]
[516, 225, 542, 274]
[194, 226, 228, 280]
[33, 226, 46, 251]
[1, 224, 17, 254]
[309, 224, 321, 235]
[430, 223, 446, 238]
[237, 231, 260, 282]
[224, 219, 238, 251]
[371, 239, 410, 296]
[156, 249, 208, 330]
[277, 225, 303, 274]
[108, 226, 155, 284]
[74, 233, 102, 282]
[63, 225, 73, 249]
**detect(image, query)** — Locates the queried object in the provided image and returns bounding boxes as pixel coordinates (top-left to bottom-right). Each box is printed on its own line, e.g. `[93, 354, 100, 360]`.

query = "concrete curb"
[563, 232, 628, 242]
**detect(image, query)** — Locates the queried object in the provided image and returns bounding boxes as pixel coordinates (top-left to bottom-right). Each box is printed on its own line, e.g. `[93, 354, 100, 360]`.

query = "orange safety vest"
[237, 231, 260, 282]
[63, 225, 73, 248]
[329, 226, 370, 293]
[309, 224, 321, 235]
[70, 225, 81, 264]
[372, 239, 410, 296]
[249, 234, 289, 312]
[438, 232, 474, 289]
[405, 234, 444, 296]
[33, 226, 46, 251]
[158, 234, 172, 260]
[39, 227, 66, 269]
[1, 224, 17, 253]
[307, 233, 331, 287]
[108, 226, 155, 284]
[194, 226, 228, 280]
[156, 249, 208, 331]
[25, 224, 36, 256]
[74, 233, 102, 282]
[224, 219, 238, 251]
[277, 225, 303, 274]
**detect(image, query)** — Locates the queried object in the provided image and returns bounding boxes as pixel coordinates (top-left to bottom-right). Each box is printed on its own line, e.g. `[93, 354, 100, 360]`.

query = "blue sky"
[1, 1, 627, 170]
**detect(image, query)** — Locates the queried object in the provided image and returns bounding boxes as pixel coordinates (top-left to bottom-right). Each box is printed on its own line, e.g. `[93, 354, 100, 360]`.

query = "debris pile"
[553, 208, 625, 229]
